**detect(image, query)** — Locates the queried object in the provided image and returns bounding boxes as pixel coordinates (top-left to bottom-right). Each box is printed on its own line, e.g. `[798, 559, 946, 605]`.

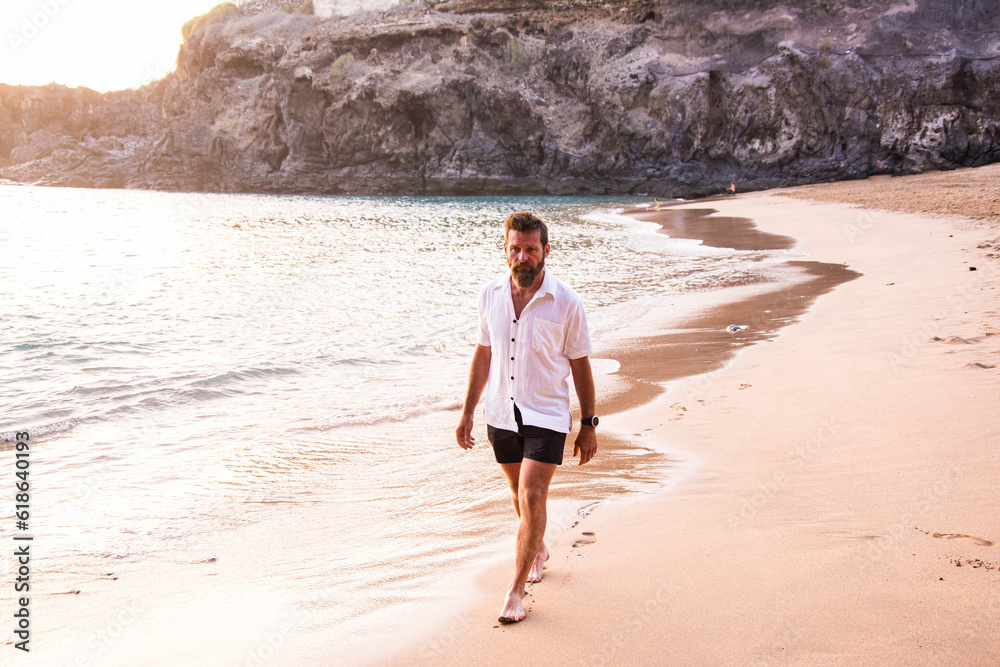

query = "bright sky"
[0, 1, 229, 92]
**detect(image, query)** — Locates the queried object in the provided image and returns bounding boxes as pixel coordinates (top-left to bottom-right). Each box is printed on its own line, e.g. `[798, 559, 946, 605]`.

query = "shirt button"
[511, 338, 515, 342]
[510, 357, 514, 361]
[510, 376, 514, 380]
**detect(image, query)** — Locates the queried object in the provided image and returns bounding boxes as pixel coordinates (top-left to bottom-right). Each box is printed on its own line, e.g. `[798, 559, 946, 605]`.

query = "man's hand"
[456, 344, 491, 451]
[569, 355, 597, 465]
[573, 426, 597, 465]
[456, 414, 476, 450]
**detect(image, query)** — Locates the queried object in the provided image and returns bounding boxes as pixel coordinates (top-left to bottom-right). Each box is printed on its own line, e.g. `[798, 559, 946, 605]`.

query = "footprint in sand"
[932, 533, 996, 547]
[572, 532, 597, 548]
[931, 336, 979, 345]
[951, 558, 998, 571]
[964, 362, 997, 369]
[668, 403, 686, 421]
[940, 336, 977, 345]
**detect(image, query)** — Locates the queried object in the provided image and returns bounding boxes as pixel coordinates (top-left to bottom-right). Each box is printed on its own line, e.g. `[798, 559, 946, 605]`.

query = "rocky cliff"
[1, 0, 998, 196]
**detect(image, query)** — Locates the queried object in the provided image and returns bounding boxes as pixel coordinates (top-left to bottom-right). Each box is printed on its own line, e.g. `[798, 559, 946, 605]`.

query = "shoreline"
[578, 202, 862, 418]
[393, 166, 1000, 665]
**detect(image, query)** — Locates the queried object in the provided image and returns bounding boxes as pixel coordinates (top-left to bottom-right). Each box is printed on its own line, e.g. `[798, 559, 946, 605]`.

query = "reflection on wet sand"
[600, 206, 861, 414]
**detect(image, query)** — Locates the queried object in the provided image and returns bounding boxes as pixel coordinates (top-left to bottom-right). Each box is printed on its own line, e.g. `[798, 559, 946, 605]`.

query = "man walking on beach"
[456, 210, 598, 624]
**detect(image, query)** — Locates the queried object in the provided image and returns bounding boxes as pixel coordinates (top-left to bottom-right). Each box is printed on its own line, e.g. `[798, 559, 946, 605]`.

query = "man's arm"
[456, 344, 492, 449]
[569, 355, 597, 465]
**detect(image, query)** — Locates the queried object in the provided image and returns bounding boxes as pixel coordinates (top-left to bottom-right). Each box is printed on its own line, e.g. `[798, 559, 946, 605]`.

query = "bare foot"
[527, 542, 549, 583]
[498, 588, 526, 624]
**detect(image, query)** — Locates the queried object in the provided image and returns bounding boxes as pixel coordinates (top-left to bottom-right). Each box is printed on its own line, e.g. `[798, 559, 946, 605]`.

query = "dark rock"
[1, 0, 999, 196]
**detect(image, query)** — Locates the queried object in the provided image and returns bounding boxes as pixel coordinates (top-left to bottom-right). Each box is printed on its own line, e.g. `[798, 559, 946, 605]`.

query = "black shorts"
[487, 404, 567, 466]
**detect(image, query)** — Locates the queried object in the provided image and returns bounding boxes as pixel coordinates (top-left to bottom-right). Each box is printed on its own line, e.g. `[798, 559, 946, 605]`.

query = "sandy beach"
[395, 165, 1000, 665]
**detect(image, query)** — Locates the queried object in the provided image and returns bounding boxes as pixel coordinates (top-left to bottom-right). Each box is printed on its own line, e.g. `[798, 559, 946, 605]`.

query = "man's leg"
[499, 462, 550, 584]
[499, 458, 557, 623]
[498, 462, 522, 514]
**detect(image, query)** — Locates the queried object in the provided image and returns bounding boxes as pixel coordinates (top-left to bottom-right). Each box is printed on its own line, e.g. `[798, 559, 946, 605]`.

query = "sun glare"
[0, 0, 225, 92]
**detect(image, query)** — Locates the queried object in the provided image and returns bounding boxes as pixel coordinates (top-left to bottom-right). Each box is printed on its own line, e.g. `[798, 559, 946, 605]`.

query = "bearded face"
[510, 256, 544, 288]
[505, 229, 548, 289]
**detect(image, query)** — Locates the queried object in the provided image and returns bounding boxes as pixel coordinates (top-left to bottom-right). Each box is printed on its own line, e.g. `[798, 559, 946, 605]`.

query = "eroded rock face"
[1, 0, 998, 196]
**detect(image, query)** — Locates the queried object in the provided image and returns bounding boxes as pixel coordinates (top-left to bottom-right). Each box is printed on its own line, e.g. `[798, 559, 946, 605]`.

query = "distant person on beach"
[456, 210, 598, 625]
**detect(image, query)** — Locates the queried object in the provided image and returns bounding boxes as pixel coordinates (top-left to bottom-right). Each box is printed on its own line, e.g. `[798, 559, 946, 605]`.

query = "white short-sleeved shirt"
[477, 270, 593, 433]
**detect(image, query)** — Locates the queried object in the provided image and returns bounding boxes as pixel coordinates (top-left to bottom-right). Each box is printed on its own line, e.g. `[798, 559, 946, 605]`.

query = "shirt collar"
[495, 270, 557, 303]
[537, 270, 556, 300]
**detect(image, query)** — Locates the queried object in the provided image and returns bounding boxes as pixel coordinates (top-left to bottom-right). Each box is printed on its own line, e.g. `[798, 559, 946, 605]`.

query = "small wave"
[590, 357, 621, 375]
[11, 364, 304, 438]
[0, 419, 78, 445]
[67, 364, 297, 402]
[294, 398, 462, 433]
[13, 339, 75, 351]
[312, 354, 403, 368]
[11, 339, 144, 356]
[581, 208, 658, 232]
[68, 382, 144, 397]
[582, 209, 733, 257]
[192, 366, 302, 387]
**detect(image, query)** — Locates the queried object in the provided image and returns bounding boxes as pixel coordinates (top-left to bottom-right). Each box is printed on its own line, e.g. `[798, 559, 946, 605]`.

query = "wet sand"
[392, 165, 1000, 665]
[605, 204, 862, 411]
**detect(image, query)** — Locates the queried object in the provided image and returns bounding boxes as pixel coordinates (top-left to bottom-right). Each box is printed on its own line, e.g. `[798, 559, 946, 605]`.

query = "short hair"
[503, 211, 549, 247]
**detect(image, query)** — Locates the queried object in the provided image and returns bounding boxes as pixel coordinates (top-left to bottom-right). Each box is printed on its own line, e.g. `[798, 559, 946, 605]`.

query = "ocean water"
[0, 185, 801, 665]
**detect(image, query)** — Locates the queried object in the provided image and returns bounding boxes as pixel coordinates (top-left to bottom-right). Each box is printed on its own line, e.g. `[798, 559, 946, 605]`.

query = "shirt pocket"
[531, 319, 564, 356]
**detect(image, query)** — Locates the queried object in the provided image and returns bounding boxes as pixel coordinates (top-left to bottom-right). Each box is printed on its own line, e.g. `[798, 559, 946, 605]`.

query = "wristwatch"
[581, 416, 599, 428]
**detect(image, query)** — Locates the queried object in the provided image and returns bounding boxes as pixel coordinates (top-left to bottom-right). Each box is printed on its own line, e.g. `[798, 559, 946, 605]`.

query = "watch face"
[584, 416, 599, 427]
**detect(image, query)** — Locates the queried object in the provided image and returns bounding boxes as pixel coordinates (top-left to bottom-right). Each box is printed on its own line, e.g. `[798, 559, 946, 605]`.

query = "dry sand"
[395, 166, 1000, 665]
[779, 163, 1000, 222]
